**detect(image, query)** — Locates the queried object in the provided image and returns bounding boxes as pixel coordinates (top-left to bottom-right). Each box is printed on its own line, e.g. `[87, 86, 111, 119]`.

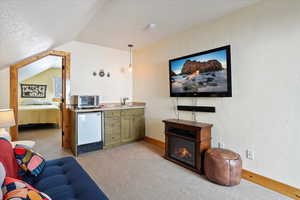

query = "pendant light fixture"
[128, 44, 133, 72]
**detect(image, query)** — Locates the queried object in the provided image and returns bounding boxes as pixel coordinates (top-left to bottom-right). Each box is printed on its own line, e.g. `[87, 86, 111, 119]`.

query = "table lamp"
[0, 109, 15, 141]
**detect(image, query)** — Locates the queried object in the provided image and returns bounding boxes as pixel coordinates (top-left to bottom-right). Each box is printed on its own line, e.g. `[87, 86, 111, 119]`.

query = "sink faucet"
[121, 97, 129, 105]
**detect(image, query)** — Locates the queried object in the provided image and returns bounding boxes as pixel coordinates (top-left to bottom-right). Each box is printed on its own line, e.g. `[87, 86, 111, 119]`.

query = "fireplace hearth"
[163, 119, 212, 174]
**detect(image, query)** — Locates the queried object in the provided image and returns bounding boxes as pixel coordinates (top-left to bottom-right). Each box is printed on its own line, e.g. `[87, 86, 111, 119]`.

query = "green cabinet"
[104, 108, 145, 148]
[133, 115, 145, 139]
[104, 110, 121, 148]
[121, 115, 132, 143]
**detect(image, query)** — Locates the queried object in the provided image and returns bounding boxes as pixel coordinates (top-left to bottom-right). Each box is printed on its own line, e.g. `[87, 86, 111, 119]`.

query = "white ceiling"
[77, 0, 259, 50]
[0, 0, 259, 69]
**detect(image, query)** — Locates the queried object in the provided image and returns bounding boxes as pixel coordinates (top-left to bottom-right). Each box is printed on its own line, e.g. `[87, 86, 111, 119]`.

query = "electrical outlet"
[246, 149, 254, 160]
[218, 142, 225, 149]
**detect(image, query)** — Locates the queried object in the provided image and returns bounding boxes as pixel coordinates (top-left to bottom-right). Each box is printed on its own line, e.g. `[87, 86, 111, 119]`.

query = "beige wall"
[55, 41, 132, 103]
[0, 41, 133, 107]
[133, 0, 300, 188]
[0, 68, 10, 108]
[19, 68, 61, 103]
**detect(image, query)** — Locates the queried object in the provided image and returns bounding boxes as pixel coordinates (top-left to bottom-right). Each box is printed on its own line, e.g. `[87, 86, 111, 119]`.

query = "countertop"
[70, 102, 146, 113]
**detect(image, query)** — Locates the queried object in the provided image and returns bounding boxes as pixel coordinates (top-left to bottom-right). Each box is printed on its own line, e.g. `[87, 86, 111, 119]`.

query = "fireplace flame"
[176, 147, 192, 159]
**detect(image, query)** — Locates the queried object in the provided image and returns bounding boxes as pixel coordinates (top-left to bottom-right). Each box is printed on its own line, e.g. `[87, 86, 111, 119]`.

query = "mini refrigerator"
[76, 111, 103, 154]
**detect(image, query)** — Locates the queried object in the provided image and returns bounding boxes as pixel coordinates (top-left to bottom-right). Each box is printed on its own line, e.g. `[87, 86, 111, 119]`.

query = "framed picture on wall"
[21, 84, 47, 98]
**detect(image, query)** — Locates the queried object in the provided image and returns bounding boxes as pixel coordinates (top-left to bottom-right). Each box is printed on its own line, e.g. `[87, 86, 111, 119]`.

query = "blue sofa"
[34, 157, 109, 200]
[0, 138, 109, 200]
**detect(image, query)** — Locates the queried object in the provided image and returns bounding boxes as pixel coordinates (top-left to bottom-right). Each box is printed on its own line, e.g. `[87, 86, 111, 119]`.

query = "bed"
[18, 103, 61, 127]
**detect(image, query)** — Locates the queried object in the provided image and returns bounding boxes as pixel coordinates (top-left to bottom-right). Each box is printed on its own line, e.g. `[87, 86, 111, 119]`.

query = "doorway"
[10, 51, 71, 150]
[18, 55, 63, 155]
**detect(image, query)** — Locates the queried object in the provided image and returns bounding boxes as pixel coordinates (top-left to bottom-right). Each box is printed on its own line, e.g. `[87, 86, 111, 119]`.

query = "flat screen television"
[169, 45, 232, 97]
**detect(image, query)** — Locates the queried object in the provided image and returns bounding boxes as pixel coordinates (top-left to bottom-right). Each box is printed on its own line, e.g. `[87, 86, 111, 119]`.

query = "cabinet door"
[121, 115, 133, 143]
[133, 115, 145, 140]
[104, 116, 121, 146]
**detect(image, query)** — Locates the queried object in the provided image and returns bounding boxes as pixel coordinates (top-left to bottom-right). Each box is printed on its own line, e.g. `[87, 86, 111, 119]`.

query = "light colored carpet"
[18, 128, 290, 200]
[18, 126, 71, 159]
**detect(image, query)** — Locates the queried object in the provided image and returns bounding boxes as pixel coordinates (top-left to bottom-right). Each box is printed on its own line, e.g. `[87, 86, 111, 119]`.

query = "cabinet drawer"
[121, 109, 144, 116]
[104, 110, 121, 117]
[105, 133, 121, 145]
[105, 128, 121, 136]
[133, 108, 144, 115]
[105, 126, 121, 134]
[105, 119, 121, 130]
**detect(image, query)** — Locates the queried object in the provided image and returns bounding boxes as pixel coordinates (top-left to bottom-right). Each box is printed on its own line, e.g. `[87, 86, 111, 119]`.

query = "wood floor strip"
[242, 169, 300, 199]
[144, 136, 165, 149]
[144, 136, 300, 199]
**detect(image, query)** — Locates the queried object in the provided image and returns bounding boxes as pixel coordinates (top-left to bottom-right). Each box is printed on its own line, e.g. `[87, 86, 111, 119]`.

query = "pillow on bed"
[40, 100, 53, 105]
[22, 99, 52, 105]
[51, 102, 60, 107]
[21, 99, 41, 105]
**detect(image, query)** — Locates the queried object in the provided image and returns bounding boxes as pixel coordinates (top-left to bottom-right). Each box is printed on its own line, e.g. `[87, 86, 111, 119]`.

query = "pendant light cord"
[128, 44, 133, 66]
[130, 47, 132, 65]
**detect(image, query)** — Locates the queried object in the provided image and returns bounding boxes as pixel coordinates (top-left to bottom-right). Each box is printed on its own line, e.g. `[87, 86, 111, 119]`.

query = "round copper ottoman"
[204, 148, 242, 186]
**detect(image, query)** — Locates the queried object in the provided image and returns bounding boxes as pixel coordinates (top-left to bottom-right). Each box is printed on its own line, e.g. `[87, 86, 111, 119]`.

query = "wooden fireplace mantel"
[163, 119, 213, 129]
[163, 119, 213, 174]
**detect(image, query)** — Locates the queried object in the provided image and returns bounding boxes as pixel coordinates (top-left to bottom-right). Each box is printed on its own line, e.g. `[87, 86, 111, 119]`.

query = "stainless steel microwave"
[71, 95, 100, 108]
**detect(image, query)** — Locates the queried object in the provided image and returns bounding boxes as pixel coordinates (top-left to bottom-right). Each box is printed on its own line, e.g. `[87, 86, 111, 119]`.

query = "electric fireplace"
[169, 135, 195, 167]
[163, 119, 212, 174]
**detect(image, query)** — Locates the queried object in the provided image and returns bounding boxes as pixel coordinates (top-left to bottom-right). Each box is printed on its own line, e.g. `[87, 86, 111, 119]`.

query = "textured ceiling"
[0, 0, 259, 69]
[0, 0, 108, 69]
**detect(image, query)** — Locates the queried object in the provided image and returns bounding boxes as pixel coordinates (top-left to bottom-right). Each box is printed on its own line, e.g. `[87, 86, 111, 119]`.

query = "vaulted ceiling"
[0, 0, 259, 69]
[77, 0, 259, 50]
[19, 56, 62, 81]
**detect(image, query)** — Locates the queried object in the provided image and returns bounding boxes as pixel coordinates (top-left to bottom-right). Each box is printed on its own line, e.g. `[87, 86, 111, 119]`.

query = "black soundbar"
[177, 105, 216, 113]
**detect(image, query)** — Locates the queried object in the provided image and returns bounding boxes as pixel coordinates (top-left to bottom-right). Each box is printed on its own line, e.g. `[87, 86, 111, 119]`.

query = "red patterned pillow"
[2, 177, 51, 200]
[14, 146, 46, 176]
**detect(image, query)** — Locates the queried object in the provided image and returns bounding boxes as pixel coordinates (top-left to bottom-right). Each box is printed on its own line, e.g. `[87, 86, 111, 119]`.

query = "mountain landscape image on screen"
[170, 49, 228, 94]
